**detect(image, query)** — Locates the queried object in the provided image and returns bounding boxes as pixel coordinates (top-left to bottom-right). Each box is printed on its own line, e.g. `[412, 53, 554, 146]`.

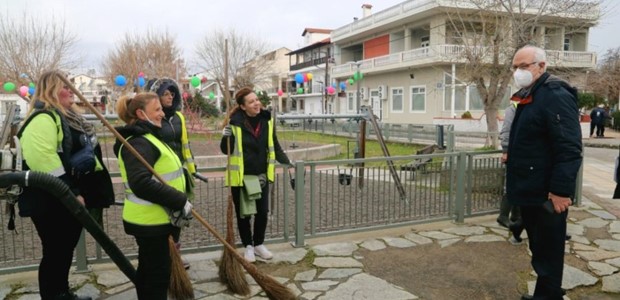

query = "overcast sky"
[1, 0, 619, 73]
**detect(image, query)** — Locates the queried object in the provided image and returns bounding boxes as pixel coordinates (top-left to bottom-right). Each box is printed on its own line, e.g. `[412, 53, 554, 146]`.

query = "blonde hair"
[27, 70, 70, 116]
[116, 92, 159, 125]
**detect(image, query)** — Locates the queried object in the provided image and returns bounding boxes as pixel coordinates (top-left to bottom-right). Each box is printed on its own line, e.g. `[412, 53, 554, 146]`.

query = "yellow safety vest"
[118, 133, 186, 226]
[225, 119, 275, 186]
[176, 111, 196, 174]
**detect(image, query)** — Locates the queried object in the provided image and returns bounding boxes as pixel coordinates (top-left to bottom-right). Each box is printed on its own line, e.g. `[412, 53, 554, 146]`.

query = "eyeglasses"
[163, 91, 175, 98]
[512, 61, 538, 71]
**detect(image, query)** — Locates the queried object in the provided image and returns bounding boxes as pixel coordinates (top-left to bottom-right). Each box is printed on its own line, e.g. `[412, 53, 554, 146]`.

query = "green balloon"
[190, 76, 200, 87]
[209, 92, 215, 99]
[348, 78, 354, 85]
[353, 72, 359, 81]
[297, 87, 304, 94]
[3, 82, 16, 92]
[358, 72, 363, 80]
[28, 82, 35, 88]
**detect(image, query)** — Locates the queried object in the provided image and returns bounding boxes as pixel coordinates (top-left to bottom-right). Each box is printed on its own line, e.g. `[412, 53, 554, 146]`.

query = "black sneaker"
[496, 216, 510, 228]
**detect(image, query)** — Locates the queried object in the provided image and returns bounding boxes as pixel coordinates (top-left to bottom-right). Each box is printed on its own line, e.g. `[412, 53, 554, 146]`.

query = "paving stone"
[489, 228, 509, 236]
[382, 237, 416, 248]
[464, 235, 504, 243]
[443, 226, 486, 236]
[602, 273, 620, 293]
[301, 280, 339, 291]
[360, 239, 387, 251]
[235, 285, 261, 298]
[318, 268, 362, 279]
[97, 270, 130, 287]
[317, 273, 418, 299]
[588, 261, 618, 276]
[612, 234, 620, 240]
[594, 239, 620, 252]
[14, 283, 38, 294]
[68, 274, 91, 289]
[567, 223, 585, 236]
[105, 287, 137, 300]
[15, 294, 40, 300]
[0, 286, 11, 300]
[570, 235, 590, 245]
[273, 276, 289, 284]
[609, 221, 620, 233]
[269, 248, 307, 264]
[403, 232, 433, 245]
[200, 294, 238, 300]
[194, 281, 228, 294]
[312, 242, 358, 256]
[75, 283, 100, 300]
[588, 210, 618, 220]
[313, 257, 363, 268]
[576, 249, 620, 261]
[606, 257, 620, 268]
[418, 231, 459, 240]
[562, 264, 598, 289]
[300, 292, 323, 300]
[187, 259, 219, 282]
[573, 243, 599, 251]
[295, 269, 317, 282]
[438, 238, 461, 248]
[104, 282, 133, 295]
[577, 217, 609, 229]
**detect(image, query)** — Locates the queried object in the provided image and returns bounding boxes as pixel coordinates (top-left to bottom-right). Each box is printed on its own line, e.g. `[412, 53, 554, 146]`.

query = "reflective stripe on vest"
[176, 111, 196, 174]
[118, 133, 186, 226]
[225, 120, 275, 186]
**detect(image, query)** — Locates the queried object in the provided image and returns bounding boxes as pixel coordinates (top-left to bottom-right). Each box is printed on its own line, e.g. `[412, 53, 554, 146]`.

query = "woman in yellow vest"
[221, 87, 292, 263]
[114, 92, 192, 300]
[146, 77, 198, 269]
[18, 70, 113, 300]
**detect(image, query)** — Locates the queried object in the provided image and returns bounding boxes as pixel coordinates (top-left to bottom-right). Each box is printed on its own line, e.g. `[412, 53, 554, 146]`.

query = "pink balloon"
[19, 85, 28, 97]
[277, 89, 283, 96]
[138, 72, 145, 77]
[327, 86, 336, 95]
[201, 76, 207, 83]
[303, 73, 308, 82]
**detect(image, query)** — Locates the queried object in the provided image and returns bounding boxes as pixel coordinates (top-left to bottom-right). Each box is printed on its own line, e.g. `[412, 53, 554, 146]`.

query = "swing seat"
[401, 145, 437, 180]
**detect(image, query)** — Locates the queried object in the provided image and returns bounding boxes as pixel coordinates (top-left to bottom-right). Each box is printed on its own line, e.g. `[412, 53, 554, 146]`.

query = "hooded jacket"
[506, 72, 583, 206]
[219, 109, 290, 176]
[113, 120, 186, 236]
[145, 78, 186, 161]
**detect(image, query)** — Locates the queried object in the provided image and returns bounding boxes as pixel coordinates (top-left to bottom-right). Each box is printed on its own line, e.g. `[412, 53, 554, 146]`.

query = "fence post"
[74, 229, 89, 273]
[574, 149, 584, 206]
[293, 161, 306, 247]
[454, 152, 466, 224]
[436, 125, 445, 149]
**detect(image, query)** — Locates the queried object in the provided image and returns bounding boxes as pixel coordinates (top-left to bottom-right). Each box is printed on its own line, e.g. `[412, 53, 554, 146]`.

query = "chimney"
[362, 4, 373, 18]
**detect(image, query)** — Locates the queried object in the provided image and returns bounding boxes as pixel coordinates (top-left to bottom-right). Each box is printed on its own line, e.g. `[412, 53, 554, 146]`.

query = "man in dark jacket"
[507, 45, 582, 300]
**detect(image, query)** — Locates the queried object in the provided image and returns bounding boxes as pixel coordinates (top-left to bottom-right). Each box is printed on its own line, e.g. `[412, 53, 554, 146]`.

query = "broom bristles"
[168, 236, 194, 300]
[219, 195, 250, 295]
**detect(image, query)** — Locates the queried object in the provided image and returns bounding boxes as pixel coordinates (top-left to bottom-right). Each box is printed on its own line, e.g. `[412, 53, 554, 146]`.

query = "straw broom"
[217, 125, 250, 295]
[59, 76, 295, 300]
[57, 76, 193, 299]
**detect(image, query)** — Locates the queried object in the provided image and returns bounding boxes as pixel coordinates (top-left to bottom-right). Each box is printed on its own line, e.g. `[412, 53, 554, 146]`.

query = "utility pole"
[356, 61, 361, 114]
[323, 47, 330, 114]
[224, 39, 230, 113]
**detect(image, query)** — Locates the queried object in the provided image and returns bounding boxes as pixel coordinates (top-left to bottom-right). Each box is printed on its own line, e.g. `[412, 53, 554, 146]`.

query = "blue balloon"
[115, 75, 127, 87]
[339, 82, 346, 90]
[28, 87, 35, 95]
[295, 73, 304, 84]
[138, 77, 145, 87]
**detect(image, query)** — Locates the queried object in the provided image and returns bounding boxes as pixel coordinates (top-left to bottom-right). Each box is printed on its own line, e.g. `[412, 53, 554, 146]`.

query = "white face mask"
[513, 69, 534, 89]
[139, 109, 157, 126]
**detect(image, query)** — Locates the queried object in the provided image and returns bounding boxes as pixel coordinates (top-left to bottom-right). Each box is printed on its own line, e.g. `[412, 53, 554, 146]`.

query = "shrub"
[461, 111, 473, 119]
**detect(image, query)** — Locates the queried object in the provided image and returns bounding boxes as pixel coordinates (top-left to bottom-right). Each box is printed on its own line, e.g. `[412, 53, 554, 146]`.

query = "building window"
[564, 38, 571, 51]
[391, 87, 403, 113]
[421, 36, 429, 48]
[347, 92, 356, 112]
[410, 86, 426, 112]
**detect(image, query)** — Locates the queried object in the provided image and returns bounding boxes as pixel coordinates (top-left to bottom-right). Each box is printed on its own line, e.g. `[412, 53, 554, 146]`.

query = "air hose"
[0, 171, 136, 283]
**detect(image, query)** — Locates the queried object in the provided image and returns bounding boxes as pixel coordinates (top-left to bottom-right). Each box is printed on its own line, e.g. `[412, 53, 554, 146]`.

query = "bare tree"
[589, 47, 620, 105]
[441, 0, 600, 147]
[194, 28, 273, 96]
[101, 29, 185, 92]
[0, 11, 78, 83]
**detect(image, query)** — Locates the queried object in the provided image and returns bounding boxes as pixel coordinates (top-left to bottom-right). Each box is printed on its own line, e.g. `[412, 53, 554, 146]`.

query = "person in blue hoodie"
[507, 45, 582, 300]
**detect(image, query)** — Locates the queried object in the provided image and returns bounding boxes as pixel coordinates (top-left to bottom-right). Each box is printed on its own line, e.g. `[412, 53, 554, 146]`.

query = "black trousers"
[231, 184, 270, 247]
[521, 205, 568, 300]
[31, 200, 83, 300]
[134, 234, 171, 300]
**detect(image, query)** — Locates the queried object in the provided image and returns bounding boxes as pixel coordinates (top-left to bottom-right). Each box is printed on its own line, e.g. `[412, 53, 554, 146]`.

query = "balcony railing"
[332, 45, 596, 77]
[290, 57, 327, 71]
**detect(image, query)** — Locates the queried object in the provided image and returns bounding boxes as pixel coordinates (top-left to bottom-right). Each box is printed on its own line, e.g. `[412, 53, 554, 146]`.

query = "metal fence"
[0, 148, 504, 274]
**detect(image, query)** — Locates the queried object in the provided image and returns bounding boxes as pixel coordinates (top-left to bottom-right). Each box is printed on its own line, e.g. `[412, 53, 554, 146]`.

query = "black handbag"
[70, 133, 96, 177]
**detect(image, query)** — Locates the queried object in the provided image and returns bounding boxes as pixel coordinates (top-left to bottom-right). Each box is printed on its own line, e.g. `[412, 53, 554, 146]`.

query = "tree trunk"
[485, 107, 499, 149]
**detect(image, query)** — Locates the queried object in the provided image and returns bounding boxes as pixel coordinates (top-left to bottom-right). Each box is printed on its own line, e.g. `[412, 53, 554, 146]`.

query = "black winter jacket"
[160, 95, 186, 163]
[113, 120, 187, 236]
[506, 72, 583, 206]
[220, 109, 290, 176]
